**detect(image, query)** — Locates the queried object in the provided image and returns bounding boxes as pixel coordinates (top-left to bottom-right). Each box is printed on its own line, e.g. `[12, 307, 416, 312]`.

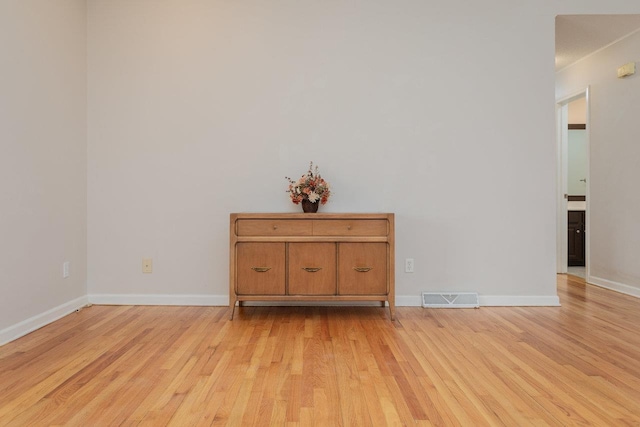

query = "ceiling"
[555, 15, 640, 71]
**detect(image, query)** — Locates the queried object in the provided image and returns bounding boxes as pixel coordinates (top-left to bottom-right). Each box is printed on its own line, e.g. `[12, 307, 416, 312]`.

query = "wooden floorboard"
[1, 275, 640, 426]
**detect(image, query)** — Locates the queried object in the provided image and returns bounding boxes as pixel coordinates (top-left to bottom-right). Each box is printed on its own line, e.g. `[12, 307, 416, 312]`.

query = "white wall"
[0, 0, 87, 342]
[87, 0, 564, 305]
[557, 28, 640, 295]
[85, 1, 640, 306]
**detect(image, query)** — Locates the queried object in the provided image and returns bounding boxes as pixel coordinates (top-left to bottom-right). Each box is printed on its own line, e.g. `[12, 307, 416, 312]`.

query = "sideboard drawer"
[313, 219, 388, 236]
[236, 219, 312, 236]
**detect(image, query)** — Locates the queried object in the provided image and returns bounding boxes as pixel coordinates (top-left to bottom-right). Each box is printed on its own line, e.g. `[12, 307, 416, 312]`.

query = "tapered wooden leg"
[230, 300, 236, 320]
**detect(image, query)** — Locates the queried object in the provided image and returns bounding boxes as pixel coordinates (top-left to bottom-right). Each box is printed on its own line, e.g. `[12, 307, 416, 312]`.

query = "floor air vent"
[422, 292, 479, 308]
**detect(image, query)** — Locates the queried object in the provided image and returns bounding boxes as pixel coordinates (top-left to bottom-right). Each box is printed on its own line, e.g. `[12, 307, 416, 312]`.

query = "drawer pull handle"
[353, 267, 373, 272]
[302, 267, 322, 273]
[347, 225, 352, 230]
[251, 267, 271, 272]
[273, 225, 278, 230]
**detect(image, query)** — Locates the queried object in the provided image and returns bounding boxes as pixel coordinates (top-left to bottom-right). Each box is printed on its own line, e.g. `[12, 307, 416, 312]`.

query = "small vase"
[301, 199, 319, 213]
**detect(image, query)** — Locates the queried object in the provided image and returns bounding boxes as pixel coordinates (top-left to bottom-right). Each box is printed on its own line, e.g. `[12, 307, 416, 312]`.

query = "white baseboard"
[587, 276, 640, 298]
[88, 294, 229, 306]
[399, 295, 561, 307]
[88, 294, 561, 308]
[396, 295, 423, 306]
[478, 295, 561, 306]
[0, 296, 89, 346]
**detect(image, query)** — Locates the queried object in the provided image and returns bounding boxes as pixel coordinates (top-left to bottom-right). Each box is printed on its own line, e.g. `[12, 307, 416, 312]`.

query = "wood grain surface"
[1, 274, 639, 426]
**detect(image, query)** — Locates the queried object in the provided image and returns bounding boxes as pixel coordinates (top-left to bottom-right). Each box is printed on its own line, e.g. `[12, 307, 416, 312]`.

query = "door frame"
[556, 87, 590, 276]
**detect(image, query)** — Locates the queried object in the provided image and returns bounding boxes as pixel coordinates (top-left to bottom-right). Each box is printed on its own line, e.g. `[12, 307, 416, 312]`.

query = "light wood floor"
[1, 275, 640, 426]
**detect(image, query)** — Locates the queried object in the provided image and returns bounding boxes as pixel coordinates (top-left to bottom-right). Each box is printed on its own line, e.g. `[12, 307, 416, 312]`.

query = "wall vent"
[421, 292, 479, 308]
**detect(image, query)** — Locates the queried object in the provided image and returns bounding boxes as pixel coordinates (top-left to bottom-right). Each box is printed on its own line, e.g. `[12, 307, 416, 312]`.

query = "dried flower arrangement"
[285, 162, 331, 206]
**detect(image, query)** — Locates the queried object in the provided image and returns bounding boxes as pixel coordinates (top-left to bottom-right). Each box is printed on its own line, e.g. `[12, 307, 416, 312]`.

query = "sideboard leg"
[389, 304, 396, 321]
[230, 301, 236, 320]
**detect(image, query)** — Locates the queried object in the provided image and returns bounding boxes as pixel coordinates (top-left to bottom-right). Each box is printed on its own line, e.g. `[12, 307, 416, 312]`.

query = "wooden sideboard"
[229, 213, 395, 320]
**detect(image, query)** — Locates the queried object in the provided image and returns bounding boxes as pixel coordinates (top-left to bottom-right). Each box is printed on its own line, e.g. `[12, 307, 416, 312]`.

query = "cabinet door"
[338, 243, 387, 295]
[289, 243, 337, 295]
[568, 211, 585, 266]
[236, 243, 285, 295]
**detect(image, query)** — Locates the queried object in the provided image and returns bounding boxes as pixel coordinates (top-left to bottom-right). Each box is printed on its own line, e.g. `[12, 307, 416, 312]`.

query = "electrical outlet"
[142, 258, 153, 273]
[405, 258, 414, 273]
[63, 261, 70, 278]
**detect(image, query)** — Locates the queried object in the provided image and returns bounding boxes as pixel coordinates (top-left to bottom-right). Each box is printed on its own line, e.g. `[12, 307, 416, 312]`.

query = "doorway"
[556, 90, 589, 278]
